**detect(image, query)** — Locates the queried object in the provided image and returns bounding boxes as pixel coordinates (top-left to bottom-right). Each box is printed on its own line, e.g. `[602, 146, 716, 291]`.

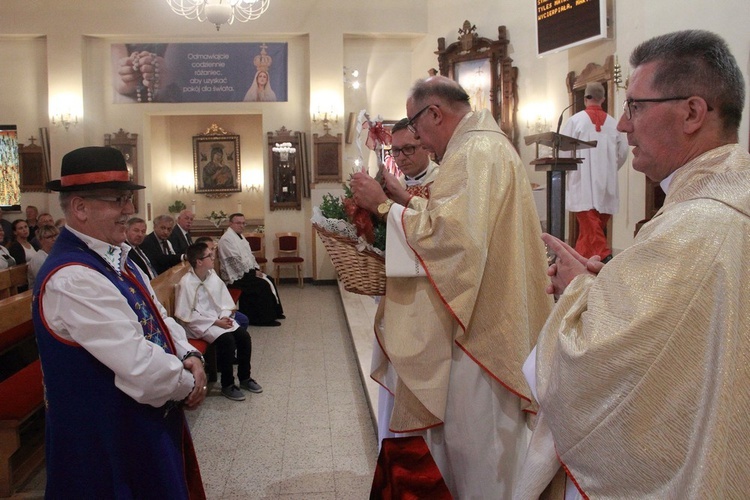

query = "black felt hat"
[47, 146, 146, 192]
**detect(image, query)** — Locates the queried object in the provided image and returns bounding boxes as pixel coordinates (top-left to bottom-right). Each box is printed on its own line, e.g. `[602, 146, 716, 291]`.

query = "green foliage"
[207, 210, 228, 221]
[373, 220, 386, 252]
[319, 193, 347, 221]
[168, 200, 186, 214]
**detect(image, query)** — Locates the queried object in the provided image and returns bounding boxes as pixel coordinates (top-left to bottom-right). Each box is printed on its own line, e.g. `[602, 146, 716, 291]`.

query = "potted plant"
[168, 200, 186, 214]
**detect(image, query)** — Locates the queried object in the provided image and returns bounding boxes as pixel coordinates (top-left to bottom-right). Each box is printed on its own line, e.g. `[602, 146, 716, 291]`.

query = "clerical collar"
[660, 169, 679, 194]
[406, 170, 427, 182]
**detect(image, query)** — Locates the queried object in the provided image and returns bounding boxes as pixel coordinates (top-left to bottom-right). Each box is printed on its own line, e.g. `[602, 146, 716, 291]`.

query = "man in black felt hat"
[32, 146, 207, 499]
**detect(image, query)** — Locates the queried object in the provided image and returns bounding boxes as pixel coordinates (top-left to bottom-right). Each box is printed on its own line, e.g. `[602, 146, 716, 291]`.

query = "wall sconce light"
[613, 56, 628, 91]
[50, 93, 82, 131]
[51, 112, 78, 131]
[272, 142, 297, 162]
[174, 171, 193, 194]
[313, 108, 338, 134]
[244, 183, 261, 192]
[527, 116, 549, 135]
[521, 102, 552, 135]
[344, 66, 360, 90]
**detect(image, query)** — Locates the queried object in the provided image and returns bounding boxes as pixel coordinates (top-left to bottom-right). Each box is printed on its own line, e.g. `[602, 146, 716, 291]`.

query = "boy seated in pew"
[175, 241, 262, 401]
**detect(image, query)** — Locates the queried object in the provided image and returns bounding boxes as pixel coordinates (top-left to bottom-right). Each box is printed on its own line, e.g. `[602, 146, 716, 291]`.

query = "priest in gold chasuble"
[352, 76, 552, 499]
[516, 31, 750, 499]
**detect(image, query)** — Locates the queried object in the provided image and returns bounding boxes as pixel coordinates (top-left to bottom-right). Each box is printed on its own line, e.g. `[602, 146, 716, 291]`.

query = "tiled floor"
[12, 283, 380, 499]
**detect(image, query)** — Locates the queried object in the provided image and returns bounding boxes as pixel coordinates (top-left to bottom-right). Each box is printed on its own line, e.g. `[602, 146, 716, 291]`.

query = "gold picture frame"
[193, 124, 241, 195]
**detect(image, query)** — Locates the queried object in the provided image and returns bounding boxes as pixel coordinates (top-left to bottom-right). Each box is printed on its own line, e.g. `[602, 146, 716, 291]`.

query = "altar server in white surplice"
[218, 213, 284, 327]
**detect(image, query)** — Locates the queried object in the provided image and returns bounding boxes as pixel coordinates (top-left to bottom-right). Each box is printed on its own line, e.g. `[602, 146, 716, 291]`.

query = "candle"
[191, 200, 196, 213]
[237, 201, 242, 213]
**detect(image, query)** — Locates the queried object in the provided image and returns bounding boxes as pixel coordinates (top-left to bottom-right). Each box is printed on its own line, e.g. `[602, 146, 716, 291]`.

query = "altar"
[189, 217, 264, 239]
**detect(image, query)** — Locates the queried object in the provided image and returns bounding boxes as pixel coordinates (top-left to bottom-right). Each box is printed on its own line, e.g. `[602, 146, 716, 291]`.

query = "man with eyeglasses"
[519, 31, 750, 499]
[351, 76, 551, 498]
[369, 117, 440, 443]
[175, 241, 262, 401]
[385, 117, 439, 202]
[32, 146, 206, 498]
[561, 82, 629, 262]
[217, 213, 284, 327]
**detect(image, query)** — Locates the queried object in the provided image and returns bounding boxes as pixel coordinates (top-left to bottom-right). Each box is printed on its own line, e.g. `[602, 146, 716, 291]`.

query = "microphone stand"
[553, 103, 576, 158]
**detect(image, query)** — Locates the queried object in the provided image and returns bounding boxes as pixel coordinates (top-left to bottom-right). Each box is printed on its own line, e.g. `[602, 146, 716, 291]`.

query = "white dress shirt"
[41, 226, 196, 407]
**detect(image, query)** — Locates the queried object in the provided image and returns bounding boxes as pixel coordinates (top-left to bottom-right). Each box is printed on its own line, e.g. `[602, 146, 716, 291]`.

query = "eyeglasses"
[197, 254, 214, 260]
[81, 193, 134, 207]
[621, 96, 693, 120]
[231, 220, 246, 226]
[406, 104, 435, 134]
[391, 145, 417, 158]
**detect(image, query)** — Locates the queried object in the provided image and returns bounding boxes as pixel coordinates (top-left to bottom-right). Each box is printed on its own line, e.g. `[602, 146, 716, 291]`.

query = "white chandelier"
[167, 0, 270, 31]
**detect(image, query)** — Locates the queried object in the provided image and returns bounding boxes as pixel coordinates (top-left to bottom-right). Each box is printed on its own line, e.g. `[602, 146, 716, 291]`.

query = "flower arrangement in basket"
[311, 110, 395, 296]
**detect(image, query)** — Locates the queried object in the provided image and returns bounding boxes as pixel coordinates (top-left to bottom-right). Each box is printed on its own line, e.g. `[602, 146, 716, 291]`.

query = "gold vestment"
[380, 109, 552, 431]
[528, 144, 750, 498]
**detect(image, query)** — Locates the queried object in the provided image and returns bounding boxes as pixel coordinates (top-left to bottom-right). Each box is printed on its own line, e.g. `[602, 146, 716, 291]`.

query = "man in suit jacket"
[140, 214, 182, 275]
[168, 209, 194, 256]
[126, 217, 158, 280]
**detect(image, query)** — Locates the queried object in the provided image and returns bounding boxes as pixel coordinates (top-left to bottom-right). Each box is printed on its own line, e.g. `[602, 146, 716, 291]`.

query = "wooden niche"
[436, 20, 520, 149]
[105, 129, 139, 211]
[313, 131, 342, 184]
[19, 136, 49, 192]
[268, 127, 304, 211]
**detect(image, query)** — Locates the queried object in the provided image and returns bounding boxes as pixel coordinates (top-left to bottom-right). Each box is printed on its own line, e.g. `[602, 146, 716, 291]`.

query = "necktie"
[161, 240, 172, 255]
[137, 247, 158, 278]
[186, 232, 193, 245]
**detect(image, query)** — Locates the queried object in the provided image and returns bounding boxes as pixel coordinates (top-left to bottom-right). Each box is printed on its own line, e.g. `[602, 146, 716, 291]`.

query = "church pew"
[7, 265, 27, 295]
[0, 291, 44, 498]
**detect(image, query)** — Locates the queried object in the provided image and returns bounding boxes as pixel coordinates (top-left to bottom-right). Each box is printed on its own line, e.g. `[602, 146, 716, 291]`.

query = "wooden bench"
[8, 265, 28, 295]
[0, 291, 44, 498]
[0, 264, 30, 299]
[150, 262, 218, 382]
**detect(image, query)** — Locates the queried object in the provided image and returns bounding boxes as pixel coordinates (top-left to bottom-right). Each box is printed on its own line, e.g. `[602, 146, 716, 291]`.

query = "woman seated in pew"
[0, 226, 15, 270]
[28, 224, 59, 289]
[7, 219, 36, 266]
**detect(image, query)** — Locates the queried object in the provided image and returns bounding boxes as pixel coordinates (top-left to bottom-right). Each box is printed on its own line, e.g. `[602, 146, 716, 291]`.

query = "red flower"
[343, 196, 375, 244]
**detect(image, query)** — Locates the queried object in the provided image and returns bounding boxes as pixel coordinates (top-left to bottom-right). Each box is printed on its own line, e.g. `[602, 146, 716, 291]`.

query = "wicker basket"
[313, 223, 386, 296]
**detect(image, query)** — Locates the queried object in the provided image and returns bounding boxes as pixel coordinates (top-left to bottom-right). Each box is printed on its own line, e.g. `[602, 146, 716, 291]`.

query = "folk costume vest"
[33, 227, 204, 499]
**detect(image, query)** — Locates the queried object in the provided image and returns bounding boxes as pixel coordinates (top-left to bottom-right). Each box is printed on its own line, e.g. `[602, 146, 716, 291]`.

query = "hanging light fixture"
[167, 0, 271, 31]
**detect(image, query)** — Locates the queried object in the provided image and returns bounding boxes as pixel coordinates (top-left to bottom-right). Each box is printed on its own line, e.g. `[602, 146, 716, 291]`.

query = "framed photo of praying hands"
[193, 124, 241, 195]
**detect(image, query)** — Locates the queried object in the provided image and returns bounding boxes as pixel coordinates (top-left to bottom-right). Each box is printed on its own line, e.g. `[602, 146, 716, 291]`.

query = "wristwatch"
[182, 351, 205, 367]
[377, 199, 395, 220]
